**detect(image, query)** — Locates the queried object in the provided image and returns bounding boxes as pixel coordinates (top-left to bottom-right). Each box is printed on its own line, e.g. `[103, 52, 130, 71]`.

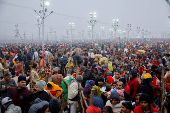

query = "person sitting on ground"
[2, 97, 22, 113]
[134, 93, 160, 113]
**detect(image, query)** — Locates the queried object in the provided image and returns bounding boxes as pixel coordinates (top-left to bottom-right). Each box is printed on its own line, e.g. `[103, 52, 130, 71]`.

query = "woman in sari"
[44, 82, 63, 101]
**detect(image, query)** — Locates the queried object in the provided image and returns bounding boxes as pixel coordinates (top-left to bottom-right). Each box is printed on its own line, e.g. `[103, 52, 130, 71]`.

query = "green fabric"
[61, 75, 72, 100]
[108, 62, 113, 72]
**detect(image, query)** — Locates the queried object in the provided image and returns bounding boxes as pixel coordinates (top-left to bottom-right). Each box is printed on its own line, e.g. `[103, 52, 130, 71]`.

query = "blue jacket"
[88, 95, 104, 111]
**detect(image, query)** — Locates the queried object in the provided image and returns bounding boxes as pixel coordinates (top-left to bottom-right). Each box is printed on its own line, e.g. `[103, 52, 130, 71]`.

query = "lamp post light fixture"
[126, 24, 131, 41]
[112, 19, 119, 39]
[34, 0, 53, 49]
[88, 12, 98, 47]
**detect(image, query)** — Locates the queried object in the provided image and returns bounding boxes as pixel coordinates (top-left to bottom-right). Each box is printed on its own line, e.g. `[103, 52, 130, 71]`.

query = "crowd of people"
[0, 40, 170, 113]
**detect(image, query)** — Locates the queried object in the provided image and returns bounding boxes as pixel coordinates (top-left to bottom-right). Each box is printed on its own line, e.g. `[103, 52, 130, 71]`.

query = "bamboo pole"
[161, 66, 165, 113]
[90, 88, 95, 105]
[80, 93, 85, 113]
[29, 65, 33, 91]
[81, 91, 88, 108]
[21, 62, 24, 76]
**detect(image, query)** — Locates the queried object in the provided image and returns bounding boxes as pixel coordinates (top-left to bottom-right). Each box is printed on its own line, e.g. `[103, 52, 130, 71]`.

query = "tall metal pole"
[23, 32, 26, 43]
[112, 19, 119, 40]
[42, 0, 45, 49]
[126, 24, 131, 42]
[88, 12, 97, 48]
[34, 0, 53, 50]
[69, 23, 74, 48]
[15, 24, 19, 47]
[137, 27, 140, 38]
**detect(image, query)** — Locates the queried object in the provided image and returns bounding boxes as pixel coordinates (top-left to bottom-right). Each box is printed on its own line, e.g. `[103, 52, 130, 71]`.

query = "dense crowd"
[0, 40, 170, 113]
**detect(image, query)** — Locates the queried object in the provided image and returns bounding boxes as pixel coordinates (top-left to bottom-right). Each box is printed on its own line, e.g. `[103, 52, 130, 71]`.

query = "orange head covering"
[44, 82, 63, 91]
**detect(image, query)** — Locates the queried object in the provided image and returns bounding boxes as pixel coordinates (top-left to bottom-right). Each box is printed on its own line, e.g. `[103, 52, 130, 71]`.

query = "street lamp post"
[88, 12, 97, 47]
[126, 24, 131, 41]
[88, 26, 92, 39]
[69, 23, 74, 48]
[109, 29, 113, 40]
[118, 30, 121, 37]
[112, 19, 119, 40]
[101, 27, 105, 40]
[15, 24, 19, 47]
[34, 0, 53, 50]
[137, 27, 140, 38]
[36, 16, 41, 43]
[141, 29, 145, 39]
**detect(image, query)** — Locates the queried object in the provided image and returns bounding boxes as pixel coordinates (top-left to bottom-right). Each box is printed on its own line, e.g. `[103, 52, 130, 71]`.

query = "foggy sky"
[0, 0, 169, 42]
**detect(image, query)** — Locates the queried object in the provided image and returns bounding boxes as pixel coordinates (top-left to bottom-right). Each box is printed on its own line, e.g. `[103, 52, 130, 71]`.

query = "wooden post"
[161, 66, 165, 113]
[21, 62, 24, 76]
[80, 93, 85, 113]
[81, 91, 88, 108]
[76, 61, 78, 77]
[29, 65, 33, 91]
[90, 88, 95, 105]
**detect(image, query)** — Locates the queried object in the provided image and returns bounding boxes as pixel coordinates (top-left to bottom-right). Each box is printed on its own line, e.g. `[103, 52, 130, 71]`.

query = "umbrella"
[99, 57, 108, 65]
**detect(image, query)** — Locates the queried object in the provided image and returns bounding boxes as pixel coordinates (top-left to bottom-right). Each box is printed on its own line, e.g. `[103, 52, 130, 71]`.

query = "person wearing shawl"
[83, 80, 95, 98]
[44, 82, 63, 101]
[65, 58, 74, 71]
[60, 75, 73, 112]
